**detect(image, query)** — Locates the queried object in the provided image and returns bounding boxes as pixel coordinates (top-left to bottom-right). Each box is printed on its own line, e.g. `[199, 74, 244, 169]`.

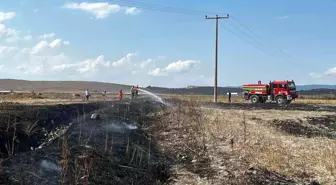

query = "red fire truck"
[242, 80, 298, 105]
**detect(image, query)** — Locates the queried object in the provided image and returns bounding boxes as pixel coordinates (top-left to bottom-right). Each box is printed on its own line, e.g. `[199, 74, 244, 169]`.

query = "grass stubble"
[150, 97, 336, 184]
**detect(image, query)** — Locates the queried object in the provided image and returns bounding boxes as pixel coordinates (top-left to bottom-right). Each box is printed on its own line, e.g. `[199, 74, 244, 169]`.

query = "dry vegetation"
[0, 91, 335, 184]
[149, 99, 336, 184]
[0, 91, 335, 105]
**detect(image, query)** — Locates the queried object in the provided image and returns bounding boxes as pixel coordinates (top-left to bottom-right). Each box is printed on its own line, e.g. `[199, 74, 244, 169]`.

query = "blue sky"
[0, 0, 335, 87]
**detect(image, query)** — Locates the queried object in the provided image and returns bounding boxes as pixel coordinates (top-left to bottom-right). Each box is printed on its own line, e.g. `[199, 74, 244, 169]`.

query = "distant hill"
[0, 79, 132, 93]
[0, 79, 334, 95]
[295, 85, 336, 91]
[297, 88, 336, 95]
[146, 86, 241, 95]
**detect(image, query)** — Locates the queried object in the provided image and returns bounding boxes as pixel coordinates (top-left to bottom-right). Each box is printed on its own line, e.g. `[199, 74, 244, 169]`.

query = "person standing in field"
[85, 89, 90, 101]
[131, 86, 135, 99]
[135, 85, 139, 98]
[118, 89, 123, 100]
[228, 91, 232, 103]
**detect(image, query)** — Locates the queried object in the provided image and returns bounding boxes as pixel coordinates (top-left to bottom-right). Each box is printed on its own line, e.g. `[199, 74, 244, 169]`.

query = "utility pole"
[205, 14, 229, 103]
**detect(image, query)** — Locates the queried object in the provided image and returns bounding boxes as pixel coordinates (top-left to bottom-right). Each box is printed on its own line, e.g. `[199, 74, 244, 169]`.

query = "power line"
[230, 16, 302, 64]
[219, 22, 282, 61]
[111, 0, 303, 65]
[205, 14, 230, 103]
[111, 0, 224, 15]
[109, 0, 308, 74]
[226, 19, 314, 70]
[219, 22, 310, 71]
[223, 21, 295, 63]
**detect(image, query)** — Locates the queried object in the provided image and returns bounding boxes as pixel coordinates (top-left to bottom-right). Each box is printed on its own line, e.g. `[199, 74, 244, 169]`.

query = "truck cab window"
[279, 84, 286, 88]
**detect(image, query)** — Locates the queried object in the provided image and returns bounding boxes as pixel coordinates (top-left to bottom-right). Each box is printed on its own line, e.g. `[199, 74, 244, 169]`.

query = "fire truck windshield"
[288, 82, 296, 90]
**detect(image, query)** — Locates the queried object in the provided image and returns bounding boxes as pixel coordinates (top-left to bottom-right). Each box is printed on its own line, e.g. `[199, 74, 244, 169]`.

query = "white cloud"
[0, 24, 15, 36]
[0, 23, 20, 42]
[140, 59, 153, 68]
[30, 39, 66, 54]
[0, 12, 16, 22]
[125, 7, 140, 15]
[17, 65, 42, 75]
[0, 13, 20, 42]
[31, 41, 49, 54]
[16, 53, 72, 75]
[38, 32, 56, 40]
[111, 52, 136, 67]
[50, 55, 110, 75]
[310, 66, 336, 78]
[50, 52, 137, 77]
[148, 60, 200, 76]
[148, 68, 167, 76]
[165, 60, 200, 73]
[64, 2, 140, 19]
[78, 55, 110, 73]
[15, 50, 198, 82]
[49, 39, 62, 48]
[324, 67, 336, 76]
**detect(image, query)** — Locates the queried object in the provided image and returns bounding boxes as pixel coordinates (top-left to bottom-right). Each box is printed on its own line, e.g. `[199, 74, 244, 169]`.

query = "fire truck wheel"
[276, 96, 286, 105]
[250, 95, 259, 104]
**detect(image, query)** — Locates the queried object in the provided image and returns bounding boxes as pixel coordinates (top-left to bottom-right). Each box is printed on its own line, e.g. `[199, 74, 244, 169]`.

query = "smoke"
[39, 160, 61, 172]
[105, 121, 138, 133]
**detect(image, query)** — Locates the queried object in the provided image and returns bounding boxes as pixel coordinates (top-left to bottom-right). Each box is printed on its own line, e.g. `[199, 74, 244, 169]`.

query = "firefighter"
[228, 91, 232, 103]
[118, 89, 123, 100]
[243, 91, 249, 100]
[131, 86, 135, 99]
[85, 89, 90, 101]
[135, 85, 139, 98]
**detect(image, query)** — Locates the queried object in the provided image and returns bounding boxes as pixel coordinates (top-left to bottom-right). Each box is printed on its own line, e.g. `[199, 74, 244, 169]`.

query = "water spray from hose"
[136, 88, 169, 106]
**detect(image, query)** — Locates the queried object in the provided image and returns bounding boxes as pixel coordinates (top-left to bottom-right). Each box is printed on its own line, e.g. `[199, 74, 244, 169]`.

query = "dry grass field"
[0, 91, 334, 105]
[150, 99, 336, 184]
[0, 90, 335, 184]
